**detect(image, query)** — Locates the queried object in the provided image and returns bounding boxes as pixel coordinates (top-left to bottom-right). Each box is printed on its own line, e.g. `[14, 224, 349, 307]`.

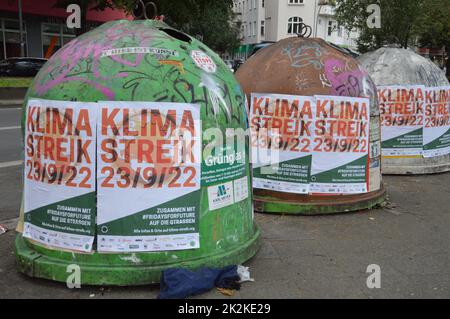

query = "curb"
[0, 87, 27, 107]
[0, 100, 23, 107]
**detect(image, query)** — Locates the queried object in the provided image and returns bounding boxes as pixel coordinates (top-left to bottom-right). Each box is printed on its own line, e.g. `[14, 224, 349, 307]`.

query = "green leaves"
[152, 0, 240, 53]
[333, 0, 449, 53]
[54, 0, 240, 53]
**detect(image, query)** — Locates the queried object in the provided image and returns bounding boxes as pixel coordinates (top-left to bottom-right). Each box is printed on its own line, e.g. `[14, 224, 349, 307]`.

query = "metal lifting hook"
[297, 23, 312, 38]
[132, 0, 158, 20]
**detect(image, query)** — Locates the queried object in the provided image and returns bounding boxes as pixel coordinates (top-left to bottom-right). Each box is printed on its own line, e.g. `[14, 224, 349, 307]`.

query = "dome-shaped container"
[358, 48, 450, 175]
[15, 19, 259, 285]
[236, 37, 386, 215]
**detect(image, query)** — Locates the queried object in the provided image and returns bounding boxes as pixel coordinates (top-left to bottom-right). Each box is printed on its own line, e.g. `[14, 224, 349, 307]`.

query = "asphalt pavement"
[0, 106, 22, 222]
[0, 104, 449, 299]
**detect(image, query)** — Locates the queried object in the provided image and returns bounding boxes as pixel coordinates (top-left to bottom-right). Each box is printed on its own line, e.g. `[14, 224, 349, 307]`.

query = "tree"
[54, 0, 241, 54]
[139, 0, 241, 54]
[333, 0, 426, 53]
[416, 0, 450, 76]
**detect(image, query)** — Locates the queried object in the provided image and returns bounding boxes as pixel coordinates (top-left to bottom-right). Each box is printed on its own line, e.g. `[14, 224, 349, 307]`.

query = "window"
[0, 18, 27, 59]
[42, 22, 76, 58]
[253, 21, 256, 36]
[287, 17, 303, 35]
[254, 0, 257, 9]
[261, 20, 265, 36]
[262, 0, 265, 7]
[288, 0, 304, 4]
[327, 21, 333, 36]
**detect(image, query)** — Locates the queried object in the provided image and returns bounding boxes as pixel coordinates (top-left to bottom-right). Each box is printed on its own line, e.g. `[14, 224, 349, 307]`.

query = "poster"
[310, 95, 370, 194]
[250, 93, 314, 194]
[96, 101, 202, 252]
[378, 85, 425, 156]
[23, 99, 97, 252]
[423, 86, 450, 158]
[368, 116, 382, 192]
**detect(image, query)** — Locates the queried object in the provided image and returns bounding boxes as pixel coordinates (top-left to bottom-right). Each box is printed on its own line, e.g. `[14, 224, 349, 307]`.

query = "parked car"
[249, 41, 276, 57]
[233, 59, 245, 71]
[327, 42, 360, 58]
[0, 57, 47, 77]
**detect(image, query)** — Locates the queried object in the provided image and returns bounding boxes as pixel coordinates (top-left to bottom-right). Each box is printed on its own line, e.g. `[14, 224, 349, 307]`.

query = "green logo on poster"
[217, 185, 227, 197]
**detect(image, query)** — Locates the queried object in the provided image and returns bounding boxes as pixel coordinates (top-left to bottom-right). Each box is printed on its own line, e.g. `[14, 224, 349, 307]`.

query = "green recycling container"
[15, 19, 260, 286]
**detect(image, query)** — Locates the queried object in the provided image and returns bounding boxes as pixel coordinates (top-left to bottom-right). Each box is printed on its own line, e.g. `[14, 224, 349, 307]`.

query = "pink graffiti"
[34, 22, 159, 99]
[324, 59, 368, 97]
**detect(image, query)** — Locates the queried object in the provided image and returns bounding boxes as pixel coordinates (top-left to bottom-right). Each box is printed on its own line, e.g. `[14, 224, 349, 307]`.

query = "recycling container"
[236, 37, 386, 215]
[15, 19, 260, 285]
[358, 48, 450, 175]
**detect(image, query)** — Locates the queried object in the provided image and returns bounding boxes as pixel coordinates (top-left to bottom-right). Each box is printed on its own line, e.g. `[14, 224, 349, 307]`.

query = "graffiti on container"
[324, 58, 368, 97]
[158, 60, 185, 74]
[32, 21, 244, 126]
[295, 72, 310, 90]
[150, 66, 242, 125]
[319, 73, 332, 88]
[199, 73, 232, 121]
[281, 42, 323, 70]
[33, 22, 167, 99]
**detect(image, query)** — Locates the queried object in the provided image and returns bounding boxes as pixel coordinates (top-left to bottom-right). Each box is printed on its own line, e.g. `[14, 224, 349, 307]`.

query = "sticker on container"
[233, 176, 249, 203]
[207, 181, 234, 211]
[23, 99, 97, 252]
[191, 50, 217, 73]
[101, 47, 179, 58]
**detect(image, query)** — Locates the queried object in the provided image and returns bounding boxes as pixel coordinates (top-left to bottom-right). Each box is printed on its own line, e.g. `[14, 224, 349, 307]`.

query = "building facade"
[233, 0, 358, 59]
[0, 0, 129, 60]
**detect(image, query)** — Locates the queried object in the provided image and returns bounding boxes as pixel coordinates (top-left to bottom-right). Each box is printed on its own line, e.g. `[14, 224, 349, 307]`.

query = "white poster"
[423, 86, 450, 158]
[378, 85, 425, 156]
[250, 93, 314, 194]
[96, 101, 202, 252]
[310, 95, 370, 194]
[23, 99, 97, 252]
